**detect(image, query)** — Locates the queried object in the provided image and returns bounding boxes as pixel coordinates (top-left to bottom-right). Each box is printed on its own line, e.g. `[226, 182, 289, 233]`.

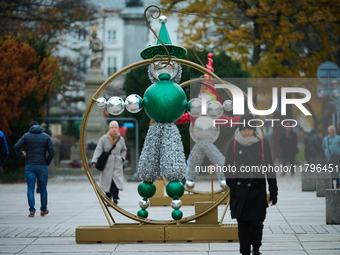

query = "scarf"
[107, 131, 120, 147]
[235, 127, 263, 146]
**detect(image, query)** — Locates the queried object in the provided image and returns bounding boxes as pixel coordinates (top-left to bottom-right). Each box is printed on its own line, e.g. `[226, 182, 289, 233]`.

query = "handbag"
[95, 136, 120, 171]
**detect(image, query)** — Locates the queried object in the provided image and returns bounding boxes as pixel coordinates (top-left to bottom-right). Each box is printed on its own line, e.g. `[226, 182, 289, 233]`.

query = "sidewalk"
[0, 172, 339, 255]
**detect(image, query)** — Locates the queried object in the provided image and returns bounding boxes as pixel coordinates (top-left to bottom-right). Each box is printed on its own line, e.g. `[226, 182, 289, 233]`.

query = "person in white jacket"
[92, 121, 127, 204]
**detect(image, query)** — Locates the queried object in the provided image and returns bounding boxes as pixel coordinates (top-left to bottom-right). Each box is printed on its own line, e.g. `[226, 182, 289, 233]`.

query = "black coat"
[224, 138, 278, 221]
[304, 133, 322, 157]
[279, 130, 298, 158]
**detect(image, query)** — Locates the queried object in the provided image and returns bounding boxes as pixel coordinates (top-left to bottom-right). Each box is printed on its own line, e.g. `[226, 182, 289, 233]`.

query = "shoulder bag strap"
[261, 138, 265, 164]
[328, 137, 332, 155]
[233, 139, 237, 164]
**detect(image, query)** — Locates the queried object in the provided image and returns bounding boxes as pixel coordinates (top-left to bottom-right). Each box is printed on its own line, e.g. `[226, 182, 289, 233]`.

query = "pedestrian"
[279, 123, 298, 175]
[0, 130, 9, 179]
[224, 112, 278, 255]
[304, 129, 323, 165]
[92, 121, 127, 205]
[322, 125, 340, 188]
[14, 121, 54, 217]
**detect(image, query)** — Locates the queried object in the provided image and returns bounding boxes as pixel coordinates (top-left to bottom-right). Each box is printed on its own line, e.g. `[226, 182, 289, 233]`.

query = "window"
[107, 56, 117, 75]
[108, 30, 116, 41]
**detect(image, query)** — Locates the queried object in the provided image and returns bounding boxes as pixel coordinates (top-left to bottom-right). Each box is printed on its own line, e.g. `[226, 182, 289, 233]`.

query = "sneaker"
[113, 199, 118, 205]
[28, 212, 35, 217]
[40, 209, 49, 216]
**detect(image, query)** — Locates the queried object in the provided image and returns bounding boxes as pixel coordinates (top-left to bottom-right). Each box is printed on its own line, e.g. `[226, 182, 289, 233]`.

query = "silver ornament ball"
[148, 61, 182, 84]
[139, 198, 150, 209]
[220, 180, 228, 189]
[171, 199, 182, 209]
[159, 15, 168, 23]
[125, 94, 143, 113]
[188, 98, 202, 117]
[207, 101, 223, 119]
[107, 97, 125, 115]
[223, 99, 233, 111]
[96, 97, 107, 109]
[189, 116, 220, 142]
[185, 180, 195, 189]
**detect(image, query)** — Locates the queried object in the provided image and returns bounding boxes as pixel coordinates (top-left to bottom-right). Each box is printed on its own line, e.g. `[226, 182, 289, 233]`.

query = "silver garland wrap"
[186, 139, 226, 182]
[137, 122, 162, 182]
[185, 141, 205, 182]
[159, 123, 186, 182]
[138, 122, 186, 183]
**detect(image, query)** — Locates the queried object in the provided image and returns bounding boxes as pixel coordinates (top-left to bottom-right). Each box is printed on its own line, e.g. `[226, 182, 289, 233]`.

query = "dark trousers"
[282, 155, 295, 171]
[237, 219, 264, 254]
[106, 179, 119, 200]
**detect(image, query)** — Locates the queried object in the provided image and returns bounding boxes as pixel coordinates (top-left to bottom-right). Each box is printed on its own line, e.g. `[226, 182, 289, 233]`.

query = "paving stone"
[321, 224, 340, 234]
[279, 225, 294, 234]
[312, 225, 329, 234]
[0, 245, 27, 253]
[269, 225, 284, 234]
[290, 225, 306, 234]
[296, 233, 340, 242]
[300, 225, 317, 234]
[0, 237, 36, 245]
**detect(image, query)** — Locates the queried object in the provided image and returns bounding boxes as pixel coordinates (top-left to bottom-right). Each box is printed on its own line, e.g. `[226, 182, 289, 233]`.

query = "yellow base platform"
[75, 223, 238, 243]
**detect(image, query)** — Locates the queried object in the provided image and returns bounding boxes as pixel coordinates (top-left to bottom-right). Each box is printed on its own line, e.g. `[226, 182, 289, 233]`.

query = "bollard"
[326, 189, 340, 224]
[316, 173, 332, 197]
[301, 171, 316, 191]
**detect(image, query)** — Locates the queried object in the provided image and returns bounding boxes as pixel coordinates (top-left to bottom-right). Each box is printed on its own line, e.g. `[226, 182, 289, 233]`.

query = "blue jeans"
[25, 164, 48, 213]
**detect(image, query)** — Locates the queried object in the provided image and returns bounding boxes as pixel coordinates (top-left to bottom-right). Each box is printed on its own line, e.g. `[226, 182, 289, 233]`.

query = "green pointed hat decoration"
[157, 21, 172, 45]
[140, 16, 187, 60]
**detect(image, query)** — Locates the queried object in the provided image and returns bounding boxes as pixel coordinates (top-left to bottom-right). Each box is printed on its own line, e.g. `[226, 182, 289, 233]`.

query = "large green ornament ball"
[171, 209, 183, 220]
[137, 208, 148, 218]
[143, 73, 187, 123]
[166, 181, 185, 199]
[138, 181, 156, 198]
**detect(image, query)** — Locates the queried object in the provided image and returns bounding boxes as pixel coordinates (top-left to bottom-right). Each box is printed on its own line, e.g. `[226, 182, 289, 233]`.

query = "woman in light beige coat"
[92, 121, 127, 204]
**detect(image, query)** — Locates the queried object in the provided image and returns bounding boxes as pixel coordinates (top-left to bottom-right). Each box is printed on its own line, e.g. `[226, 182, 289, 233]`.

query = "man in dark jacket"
[279, 123, 298, 175]
[14, 121, 54, 217]
[304, 129, 323, 164]
[0, 130, 9, 179]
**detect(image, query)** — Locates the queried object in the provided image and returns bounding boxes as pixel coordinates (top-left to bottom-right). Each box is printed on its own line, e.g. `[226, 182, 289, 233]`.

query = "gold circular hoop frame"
[80, 58, 239, 225]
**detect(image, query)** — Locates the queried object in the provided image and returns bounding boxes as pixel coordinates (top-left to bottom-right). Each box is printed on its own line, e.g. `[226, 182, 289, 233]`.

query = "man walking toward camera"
[322, 125, 340, 188]
[14, 121, 54, 217]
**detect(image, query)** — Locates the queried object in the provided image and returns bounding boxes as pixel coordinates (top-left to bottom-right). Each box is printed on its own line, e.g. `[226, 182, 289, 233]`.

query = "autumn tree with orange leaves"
[0, 37, 59, 181]
[0, 37, 58, 136]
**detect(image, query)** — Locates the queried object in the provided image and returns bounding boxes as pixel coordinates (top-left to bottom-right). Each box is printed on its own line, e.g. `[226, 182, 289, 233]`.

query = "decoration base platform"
[75, 223, 238, 243]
